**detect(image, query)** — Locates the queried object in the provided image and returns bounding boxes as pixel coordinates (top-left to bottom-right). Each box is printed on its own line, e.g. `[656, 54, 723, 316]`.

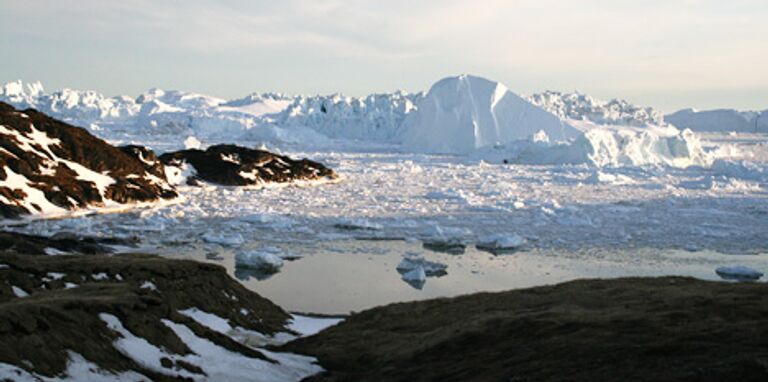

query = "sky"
[0, 0, 766, 112]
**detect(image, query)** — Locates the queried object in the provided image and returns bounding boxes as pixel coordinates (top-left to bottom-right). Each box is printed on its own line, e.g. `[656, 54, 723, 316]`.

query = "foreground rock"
[0, 232, 327, 381]
[0, 102, 177, 219]
[160, 144, 338, 186]
[285, 277, 768, 382]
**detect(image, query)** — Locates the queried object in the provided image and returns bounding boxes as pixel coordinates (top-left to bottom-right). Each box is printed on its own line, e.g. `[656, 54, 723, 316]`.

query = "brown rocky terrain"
[0, 102, 177, 219]
[286, 277, 768, 382]
[0, 231, 294, 381]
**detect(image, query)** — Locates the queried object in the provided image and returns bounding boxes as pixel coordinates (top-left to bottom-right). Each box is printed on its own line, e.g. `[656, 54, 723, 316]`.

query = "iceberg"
[402, 75, 580, 154]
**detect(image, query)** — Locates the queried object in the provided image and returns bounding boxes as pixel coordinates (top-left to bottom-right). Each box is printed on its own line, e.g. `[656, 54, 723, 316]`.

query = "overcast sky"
[1, 0, 766, 112]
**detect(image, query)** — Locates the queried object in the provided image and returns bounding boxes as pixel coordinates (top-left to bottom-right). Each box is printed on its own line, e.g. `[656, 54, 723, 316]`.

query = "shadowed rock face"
[0, 102, 177, 218]
[286, 277, 768, 382]
[159, 144, 338, 186]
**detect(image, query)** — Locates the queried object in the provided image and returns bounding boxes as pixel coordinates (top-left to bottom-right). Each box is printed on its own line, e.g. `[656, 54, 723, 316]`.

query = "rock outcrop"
[0, 102, 177, 219]
[160, 144, 338, 186]
[0, 231, 322, 381]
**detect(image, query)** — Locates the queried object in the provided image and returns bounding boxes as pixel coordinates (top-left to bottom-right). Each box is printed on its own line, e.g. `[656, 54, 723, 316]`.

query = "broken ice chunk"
[202, 232, 244, 247]
[401, 265, 427, 290]
[235, 249, 284, 273]
[396, 252, 448, 277]
[334, 218, 383, 231]
[476, 233, 526, 253]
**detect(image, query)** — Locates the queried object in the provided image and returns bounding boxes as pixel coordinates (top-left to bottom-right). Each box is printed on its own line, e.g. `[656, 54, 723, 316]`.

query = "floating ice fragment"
[202, 232, 244, 247]
[396, 253, 448, 276]
[334, 218, 383, 231]
[235, 249, 284, 272]
[401, 266, 427, 290]
[476, 233, 526, 253]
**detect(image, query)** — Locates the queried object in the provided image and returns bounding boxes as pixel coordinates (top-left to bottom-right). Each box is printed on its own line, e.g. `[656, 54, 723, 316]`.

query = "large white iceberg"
[401, 75, 581, 154]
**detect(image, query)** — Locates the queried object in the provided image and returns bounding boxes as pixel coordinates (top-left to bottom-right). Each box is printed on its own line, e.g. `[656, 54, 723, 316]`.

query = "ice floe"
[235, 248, 285, 272]
[476, 233, 527, 253]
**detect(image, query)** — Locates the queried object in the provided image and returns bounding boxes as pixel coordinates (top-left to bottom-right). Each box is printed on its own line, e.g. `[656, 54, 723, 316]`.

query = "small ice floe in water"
[397, 252, 448, 276]
[334, 218, 383, 231]
[476, 233, 526, 254]
[401, 266, 427, 290]
[397, 252, 447, 290]
[715, 266, 764, 281]
[235, 248, 284, 277]
[202, 232, 245, 247]
[421, 225, 470, 254]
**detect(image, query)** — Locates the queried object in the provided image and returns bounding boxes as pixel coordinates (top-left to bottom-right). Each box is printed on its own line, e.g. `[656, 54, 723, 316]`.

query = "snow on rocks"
[11, 285, 29, 298]
[715, 266, 764, 281]
[159, 144, 337, 187]
[139, 281, 157, 291]
[288, 314, 343, 337]
[0, 102, 178, 219]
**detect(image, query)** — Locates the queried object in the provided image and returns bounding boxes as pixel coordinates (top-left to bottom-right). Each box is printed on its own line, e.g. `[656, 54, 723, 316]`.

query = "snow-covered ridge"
[527, 90, 665, 127]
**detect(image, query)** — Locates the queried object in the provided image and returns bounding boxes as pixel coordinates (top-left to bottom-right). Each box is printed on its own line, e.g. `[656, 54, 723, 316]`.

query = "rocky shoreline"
[2, 230, 768, 381]
[0, 231, 335, 381]
[0, 102, 338, 220]
[285, 277, 768, 382]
